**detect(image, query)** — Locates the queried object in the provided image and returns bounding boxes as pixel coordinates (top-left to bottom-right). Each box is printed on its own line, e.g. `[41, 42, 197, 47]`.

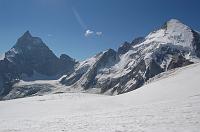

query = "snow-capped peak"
[165, 19, 191, 32]
[166, 19, 183, 25]
[144, 19, 193, 49]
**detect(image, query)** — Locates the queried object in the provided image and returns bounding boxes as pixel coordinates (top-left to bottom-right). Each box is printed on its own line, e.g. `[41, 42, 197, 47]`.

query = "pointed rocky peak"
[14, 31, 45, 49]
[16, 30, 33, 43]
[22, 30, 32, 38]
[5, 31, 53, 62]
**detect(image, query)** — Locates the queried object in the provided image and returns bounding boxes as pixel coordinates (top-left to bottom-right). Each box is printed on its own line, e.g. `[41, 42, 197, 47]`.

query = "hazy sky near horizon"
[0, 0, 200, 60]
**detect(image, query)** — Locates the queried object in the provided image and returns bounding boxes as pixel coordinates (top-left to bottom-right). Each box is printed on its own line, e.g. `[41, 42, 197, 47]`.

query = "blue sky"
[0, 0, 200, 60]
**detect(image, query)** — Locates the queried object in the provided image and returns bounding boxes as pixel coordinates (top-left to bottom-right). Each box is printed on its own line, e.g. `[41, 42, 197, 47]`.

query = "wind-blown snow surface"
[0, 63, 200, 132]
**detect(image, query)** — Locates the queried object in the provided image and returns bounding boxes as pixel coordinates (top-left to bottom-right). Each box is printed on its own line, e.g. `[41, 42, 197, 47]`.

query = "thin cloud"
[72, 7, 87, 30]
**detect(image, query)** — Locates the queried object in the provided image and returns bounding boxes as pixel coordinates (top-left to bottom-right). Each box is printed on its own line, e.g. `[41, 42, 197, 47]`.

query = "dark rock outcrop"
[131, 37, 144, 46]
[167, 55, 193, 70]
[118, 42, 131, 55]
[192, 30, 200, 57]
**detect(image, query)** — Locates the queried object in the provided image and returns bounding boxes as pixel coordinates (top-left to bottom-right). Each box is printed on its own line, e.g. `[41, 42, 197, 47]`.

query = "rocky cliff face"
[61, 19, 200, 95]
[0, 31, 76, 99]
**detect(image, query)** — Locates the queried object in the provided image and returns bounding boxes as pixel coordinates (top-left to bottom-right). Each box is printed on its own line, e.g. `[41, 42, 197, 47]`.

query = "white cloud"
[84, 29, 94, 37]
[84, 30, 103, 37]
[96, 32, 102, 36]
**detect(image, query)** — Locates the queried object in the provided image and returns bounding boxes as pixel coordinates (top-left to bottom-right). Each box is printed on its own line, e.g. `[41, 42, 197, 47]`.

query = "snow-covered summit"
[144, 19, 193, 48]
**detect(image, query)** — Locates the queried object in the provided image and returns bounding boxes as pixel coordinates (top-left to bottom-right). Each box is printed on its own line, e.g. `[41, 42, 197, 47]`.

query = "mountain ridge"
[1, 19, 200, 100]
[60, 18, 200, 95]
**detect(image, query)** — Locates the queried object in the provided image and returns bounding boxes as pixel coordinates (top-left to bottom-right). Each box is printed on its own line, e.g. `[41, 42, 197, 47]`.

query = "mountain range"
[0, 19, 200, 100]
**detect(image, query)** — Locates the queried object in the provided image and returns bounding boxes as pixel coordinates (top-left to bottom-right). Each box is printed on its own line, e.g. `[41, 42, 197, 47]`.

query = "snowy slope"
[0, 63, 200, 132]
